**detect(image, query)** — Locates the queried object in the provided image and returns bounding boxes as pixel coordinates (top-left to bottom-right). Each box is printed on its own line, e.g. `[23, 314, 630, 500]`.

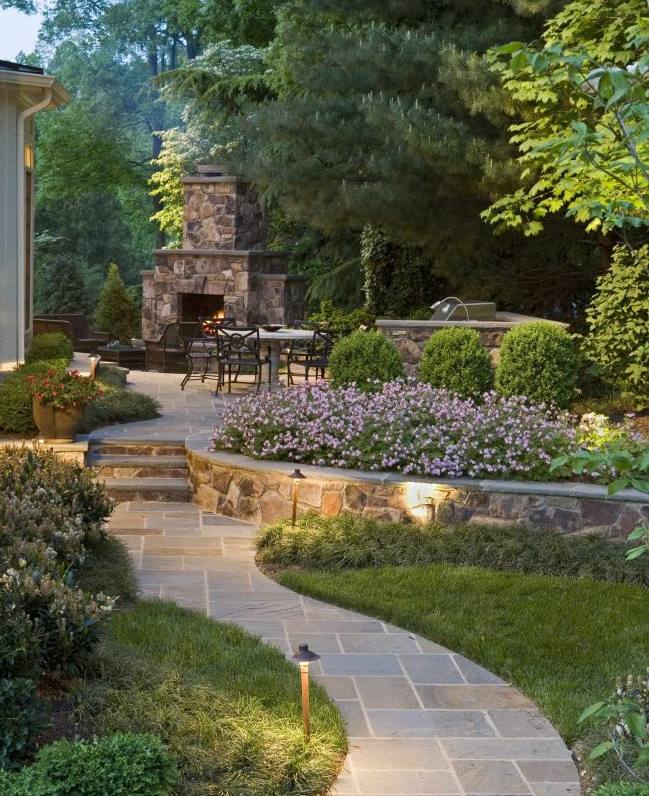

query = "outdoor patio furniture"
[179, 323, 222, 390]
[145, 322, 200, 373]
[213, 326, 272, 394]
[33, 317, 74, 341]
[34, 314, 108, 353]
[286, 328, 334, 384]
[97, 343, 146, 369]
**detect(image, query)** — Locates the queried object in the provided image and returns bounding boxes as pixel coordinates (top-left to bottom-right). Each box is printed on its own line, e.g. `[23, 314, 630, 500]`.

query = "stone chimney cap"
[197, 164, 228, 176]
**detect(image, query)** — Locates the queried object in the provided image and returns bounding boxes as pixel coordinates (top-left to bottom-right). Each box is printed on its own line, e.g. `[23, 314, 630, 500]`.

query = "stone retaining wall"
[186, 444, 648, 538]
[376, 315, 568, 375]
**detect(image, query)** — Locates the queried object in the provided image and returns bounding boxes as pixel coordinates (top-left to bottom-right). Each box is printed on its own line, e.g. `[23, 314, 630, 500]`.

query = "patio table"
[257, 328, 313, 387]
[190, 328, 314, 389]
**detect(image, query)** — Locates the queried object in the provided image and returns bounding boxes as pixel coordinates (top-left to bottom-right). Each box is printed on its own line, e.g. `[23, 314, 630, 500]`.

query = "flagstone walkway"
[98, 368, 580, 796]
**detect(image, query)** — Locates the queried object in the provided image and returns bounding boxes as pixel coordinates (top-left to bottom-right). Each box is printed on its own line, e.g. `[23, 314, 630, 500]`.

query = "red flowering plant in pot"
[27, 369, 103, 442]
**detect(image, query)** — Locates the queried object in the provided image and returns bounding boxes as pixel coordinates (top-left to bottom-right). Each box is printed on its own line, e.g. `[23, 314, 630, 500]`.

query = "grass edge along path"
[276, 563, 649, 750]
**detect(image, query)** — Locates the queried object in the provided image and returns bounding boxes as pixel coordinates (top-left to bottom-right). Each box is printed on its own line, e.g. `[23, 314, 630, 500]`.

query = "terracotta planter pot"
[32, 399, 84, 443]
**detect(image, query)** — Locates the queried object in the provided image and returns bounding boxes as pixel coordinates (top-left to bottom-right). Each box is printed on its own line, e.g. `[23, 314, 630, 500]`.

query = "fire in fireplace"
[179, 293, 224, 323]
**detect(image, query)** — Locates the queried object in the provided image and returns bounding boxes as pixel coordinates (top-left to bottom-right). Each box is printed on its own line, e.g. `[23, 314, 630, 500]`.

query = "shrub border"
[186, 434, 648, 539]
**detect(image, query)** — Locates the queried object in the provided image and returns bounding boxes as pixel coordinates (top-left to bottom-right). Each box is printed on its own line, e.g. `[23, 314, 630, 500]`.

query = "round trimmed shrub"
[495, 322, 577, 407]
[0, 732, 178, 795]
[418, 328, 493, 397]
[329, 330, 405, 391]
[26, 333, 73, 364]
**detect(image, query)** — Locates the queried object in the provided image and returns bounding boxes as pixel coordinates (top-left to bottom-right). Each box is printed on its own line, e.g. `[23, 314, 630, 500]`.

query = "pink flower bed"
[212, 381, 576, 481]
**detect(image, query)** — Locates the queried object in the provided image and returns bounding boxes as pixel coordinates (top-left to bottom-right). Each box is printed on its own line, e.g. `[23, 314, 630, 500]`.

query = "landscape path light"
[88, 354, 100, 379]
[289, 468, 306, 526]
[292, 643, 320, 740]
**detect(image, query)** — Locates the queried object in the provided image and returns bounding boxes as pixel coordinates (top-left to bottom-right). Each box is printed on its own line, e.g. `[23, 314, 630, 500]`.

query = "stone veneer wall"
[182, 175, 266, 251]
[376, 315, 568, 375]
[186, 446, 648, 539]
[142, 254, 307, 340]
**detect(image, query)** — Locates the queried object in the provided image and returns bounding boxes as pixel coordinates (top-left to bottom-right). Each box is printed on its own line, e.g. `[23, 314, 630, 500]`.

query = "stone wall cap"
[154, 248, 285, 257]
[375, 314, 568, 330]
[181, 175, 246, 184]
[184, 442, 649, 503]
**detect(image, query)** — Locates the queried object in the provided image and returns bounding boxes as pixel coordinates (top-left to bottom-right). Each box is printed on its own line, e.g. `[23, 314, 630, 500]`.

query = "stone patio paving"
[98, 367, 581, 796]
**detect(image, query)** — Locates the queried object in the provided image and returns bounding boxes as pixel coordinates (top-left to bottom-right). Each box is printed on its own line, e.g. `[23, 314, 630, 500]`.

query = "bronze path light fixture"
[289, 468, 306, 526]
[292, 643, 320, 740]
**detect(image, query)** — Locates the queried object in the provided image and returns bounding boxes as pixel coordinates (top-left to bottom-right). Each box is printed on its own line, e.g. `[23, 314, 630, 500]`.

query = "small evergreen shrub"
[583, 244, 649, 409]
[418, 328, 493, 397]
[0, 447, 112, 548]
[593, 784, 649, 796]
[1, 566, 116, 675]
[94, 264, 140, 344]
[0, 733, 177, 795]
[495, 322, 577, 407]
[329, 330, 405, 390]
[0, 598, 40, 680]
[0, 361, 67, 435]
[96, 364, 128, 387]
[82, 388, 160, 432]
[25, 333, 73, 365]
[308, 299, 374, 335]
[0, 677, 46, 769]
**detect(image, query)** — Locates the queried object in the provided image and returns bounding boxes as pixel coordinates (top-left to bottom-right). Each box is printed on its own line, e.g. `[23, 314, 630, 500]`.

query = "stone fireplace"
[142, 166, 307, 342]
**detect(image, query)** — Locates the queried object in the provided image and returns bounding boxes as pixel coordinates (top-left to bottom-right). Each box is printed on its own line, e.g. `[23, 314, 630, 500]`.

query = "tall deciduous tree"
[483, 0, 649, 237]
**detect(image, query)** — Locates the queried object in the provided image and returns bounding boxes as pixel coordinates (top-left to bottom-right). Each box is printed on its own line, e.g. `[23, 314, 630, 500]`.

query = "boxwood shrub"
[495, 322, 577, 408]
[0, 733, 177, 795]
[329, 330, 404, 391]
[25, 333, 73, 365]
[418, 328, 493, 397]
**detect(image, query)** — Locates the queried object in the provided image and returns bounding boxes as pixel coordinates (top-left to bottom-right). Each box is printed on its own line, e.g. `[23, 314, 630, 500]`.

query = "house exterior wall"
[0, 83, 21, 370]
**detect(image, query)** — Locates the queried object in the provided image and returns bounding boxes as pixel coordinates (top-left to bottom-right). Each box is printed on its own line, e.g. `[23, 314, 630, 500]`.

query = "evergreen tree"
[34, 256, 89, 316]
[235, 0, 566, 257]
[94, 264, 141, 343]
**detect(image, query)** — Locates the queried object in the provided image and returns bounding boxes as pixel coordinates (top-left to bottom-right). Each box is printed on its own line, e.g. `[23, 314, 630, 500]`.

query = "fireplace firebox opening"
[179, 293, 225, 323]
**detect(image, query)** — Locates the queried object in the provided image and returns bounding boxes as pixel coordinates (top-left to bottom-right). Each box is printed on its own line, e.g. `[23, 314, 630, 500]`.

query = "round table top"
[256, 328, 314, 342]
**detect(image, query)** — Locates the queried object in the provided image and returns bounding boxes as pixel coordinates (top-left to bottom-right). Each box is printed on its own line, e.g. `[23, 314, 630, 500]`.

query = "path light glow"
[289, 468, 306, 526]
[292, 643, 320, 740]
[88, 354, 100, 379]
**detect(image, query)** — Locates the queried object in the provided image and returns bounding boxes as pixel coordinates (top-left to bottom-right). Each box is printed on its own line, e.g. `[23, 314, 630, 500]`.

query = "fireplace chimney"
[183, 165, 267, 251]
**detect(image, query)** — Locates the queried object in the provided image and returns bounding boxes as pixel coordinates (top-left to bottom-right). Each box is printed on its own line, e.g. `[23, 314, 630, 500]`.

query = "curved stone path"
[93, 367, 580, 796]
[107, 498, 579, 796]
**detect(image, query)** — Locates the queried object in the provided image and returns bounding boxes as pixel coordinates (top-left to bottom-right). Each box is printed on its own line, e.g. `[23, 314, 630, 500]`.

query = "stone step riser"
[95, 466, 189, 479]
[89, 444, 186, 457]
[105, 487, 192, 503]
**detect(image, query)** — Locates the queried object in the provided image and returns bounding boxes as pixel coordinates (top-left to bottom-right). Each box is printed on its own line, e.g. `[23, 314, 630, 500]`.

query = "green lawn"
[72, 538, 346, 795]
[76, 599, 345, 795]
[278, 563, 649, 746]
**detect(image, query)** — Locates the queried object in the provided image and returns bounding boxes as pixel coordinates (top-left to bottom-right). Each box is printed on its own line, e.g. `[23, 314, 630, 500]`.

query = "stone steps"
[88, 453, 188, 479]
[89, 438, 192, 504]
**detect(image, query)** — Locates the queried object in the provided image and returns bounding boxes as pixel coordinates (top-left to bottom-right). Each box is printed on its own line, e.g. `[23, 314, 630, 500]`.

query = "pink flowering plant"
[213, 380, 578, 481]
[27, 369, 103, 410]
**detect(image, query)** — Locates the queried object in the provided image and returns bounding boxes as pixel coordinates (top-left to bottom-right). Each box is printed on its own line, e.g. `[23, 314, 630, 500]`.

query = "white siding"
[0, 83, 20, 370]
